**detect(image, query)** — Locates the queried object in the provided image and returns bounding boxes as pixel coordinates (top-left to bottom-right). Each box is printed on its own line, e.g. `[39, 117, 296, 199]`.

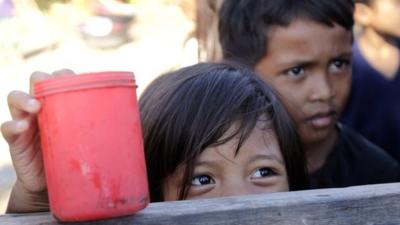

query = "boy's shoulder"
[309, 123, 400, 189]
[336, 123, 397, 165]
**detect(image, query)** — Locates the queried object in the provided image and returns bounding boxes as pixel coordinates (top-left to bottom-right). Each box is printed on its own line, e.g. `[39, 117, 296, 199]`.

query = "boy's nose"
[308, 74, 336, 102]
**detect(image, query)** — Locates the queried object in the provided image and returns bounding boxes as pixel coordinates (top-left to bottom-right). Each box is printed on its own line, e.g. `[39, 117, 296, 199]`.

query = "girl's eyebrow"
[194, 154, 284, 168]
[193, 160, 223, 170]
[246, 154, 284, 166]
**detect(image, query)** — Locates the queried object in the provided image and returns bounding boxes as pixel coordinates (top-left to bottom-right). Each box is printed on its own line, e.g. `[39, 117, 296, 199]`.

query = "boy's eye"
[285, 67, 305, 77]
[251, 167, 276, 179]
[191, 175, 215, 186]
[329, 59, 350, 73]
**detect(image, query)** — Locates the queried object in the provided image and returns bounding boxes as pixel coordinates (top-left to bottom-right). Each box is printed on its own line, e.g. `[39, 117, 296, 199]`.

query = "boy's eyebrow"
[277, 59, 315, 69]
[271, 54, 317, 68]
[333, 51, 352, 58]
[275, 52, 353, 70]
[279, 51, 353, 66]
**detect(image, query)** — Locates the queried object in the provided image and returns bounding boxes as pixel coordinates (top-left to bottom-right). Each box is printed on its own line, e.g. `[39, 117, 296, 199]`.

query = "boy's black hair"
[219, 0, 355, 66]
[139, 62, 309, 202]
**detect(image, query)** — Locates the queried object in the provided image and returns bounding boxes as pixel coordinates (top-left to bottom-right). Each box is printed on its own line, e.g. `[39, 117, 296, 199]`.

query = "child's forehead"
[264, 19, 352, 55]
[268, 18, 350, 38]
[196, 124, 281, 164]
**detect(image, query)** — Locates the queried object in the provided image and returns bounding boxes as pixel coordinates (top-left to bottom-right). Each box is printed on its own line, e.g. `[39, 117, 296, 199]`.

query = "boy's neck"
[358, 27, 400, 79]
[304, 129, 338, 174]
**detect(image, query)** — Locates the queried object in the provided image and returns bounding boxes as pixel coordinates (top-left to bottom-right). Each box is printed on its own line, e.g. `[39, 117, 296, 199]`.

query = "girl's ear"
[354, 3, 373, 26]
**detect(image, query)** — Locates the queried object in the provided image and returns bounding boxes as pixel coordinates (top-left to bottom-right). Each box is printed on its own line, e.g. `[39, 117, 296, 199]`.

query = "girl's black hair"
[219, 0, 355, 66]
[139, 62, 308, 202]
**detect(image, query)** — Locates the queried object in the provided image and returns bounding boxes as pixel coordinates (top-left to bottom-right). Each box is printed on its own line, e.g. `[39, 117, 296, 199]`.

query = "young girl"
[2, 63, 308, 212]
[140, 62, 308, 201]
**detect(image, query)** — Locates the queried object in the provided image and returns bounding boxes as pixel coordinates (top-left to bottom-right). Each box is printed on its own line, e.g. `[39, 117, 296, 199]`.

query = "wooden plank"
[1, 182, 400, 225]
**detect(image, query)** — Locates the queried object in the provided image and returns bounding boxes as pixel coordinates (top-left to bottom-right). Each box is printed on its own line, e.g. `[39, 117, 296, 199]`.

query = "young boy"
[340, 0, 400, 163]
[218, 0, 400, 188]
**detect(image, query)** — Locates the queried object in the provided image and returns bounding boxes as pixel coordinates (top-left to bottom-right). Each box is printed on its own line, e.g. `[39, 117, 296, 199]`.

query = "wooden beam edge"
[1, 182, 399, 225]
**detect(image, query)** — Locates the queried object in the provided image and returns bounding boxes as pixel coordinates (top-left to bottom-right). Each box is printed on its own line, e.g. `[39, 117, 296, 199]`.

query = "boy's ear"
[354, 3, 373, 26]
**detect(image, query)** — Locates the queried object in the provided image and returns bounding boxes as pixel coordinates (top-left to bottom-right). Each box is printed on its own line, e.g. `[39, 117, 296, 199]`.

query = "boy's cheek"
[333, 74, 352, 115]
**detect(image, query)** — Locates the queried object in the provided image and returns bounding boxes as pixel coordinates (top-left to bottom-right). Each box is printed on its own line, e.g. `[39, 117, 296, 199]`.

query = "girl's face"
[162, 125, 289, 201]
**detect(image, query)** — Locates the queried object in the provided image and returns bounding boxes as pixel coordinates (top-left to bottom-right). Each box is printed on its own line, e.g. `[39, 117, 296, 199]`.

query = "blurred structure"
[78, 0, 136, 48]
[194, 0, 222, 62]
[0, 0, 14, 18]
[0, 0, 59, 65]
[340, 0, 400, 162]
[0, 0, 197, 213]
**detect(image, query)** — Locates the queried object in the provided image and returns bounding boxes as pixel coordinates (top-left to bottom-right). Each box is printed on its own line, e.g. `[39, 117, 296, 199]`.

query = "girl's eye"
[191, 175, 215, 186]
[329, 59, 350, 73]
[251, 167, 277, 179]
[284, 66, 305, 77]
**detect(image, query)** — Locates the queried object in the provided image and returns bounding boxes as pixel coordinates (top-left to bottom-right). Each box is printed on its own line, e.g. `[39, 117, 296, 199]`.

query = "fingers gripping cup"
[34, 72, 149, 222]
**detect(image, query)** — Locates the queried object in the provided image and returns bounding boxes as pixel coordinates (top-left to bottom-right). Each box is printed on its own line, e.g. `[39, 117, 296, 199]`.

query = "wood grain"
[1, 182, 399, 225]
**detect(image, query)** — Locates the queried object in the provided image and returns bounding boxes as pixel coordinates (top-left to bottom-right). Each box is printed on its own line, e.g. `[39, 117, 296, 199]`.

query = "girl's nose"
[219, 182, 253, 197]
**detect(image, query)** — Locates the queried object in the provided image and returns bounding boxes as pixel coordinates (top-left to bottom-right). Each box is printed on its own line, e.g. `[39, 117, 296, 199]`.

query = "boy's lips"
[304, 110, 337, 129]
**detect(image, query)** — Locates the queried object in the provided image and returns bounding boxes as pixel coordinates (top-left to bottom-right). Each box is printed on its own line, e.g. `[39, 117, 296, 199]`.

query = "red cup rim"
[34, 71, 136, 98]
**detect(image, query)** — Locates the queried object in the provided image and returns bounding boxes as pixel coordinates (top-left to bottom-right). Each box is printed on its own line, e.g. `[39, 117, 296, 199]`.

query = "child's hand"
[1, 70, 75, 213]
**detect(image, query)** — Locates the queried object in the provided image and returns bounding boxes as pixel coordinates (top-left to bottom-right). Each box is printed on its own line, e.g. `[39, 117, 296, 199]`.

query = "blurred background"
[0, 0, 223, 213]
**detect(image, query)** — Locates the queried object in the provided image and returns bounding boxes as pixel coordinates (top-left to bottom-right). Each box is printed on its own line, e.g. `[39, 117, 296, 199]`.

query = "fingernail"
[27, 99, 39, 110]
[16, 121, 27, 131]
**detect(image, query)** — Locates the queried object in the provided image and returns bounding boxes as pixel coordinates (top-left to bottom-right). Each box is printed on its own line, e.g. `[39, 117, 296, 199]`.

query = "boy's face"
[163, 125, 288, 200]
[363, 0, 400, 37]
[255, 19, 352, 146]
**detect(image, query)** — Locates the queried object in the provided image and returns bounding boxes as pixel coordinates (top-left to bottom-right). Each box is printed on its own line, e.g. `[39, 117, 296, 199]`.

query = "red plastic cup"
[34, 72, 149, 222]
